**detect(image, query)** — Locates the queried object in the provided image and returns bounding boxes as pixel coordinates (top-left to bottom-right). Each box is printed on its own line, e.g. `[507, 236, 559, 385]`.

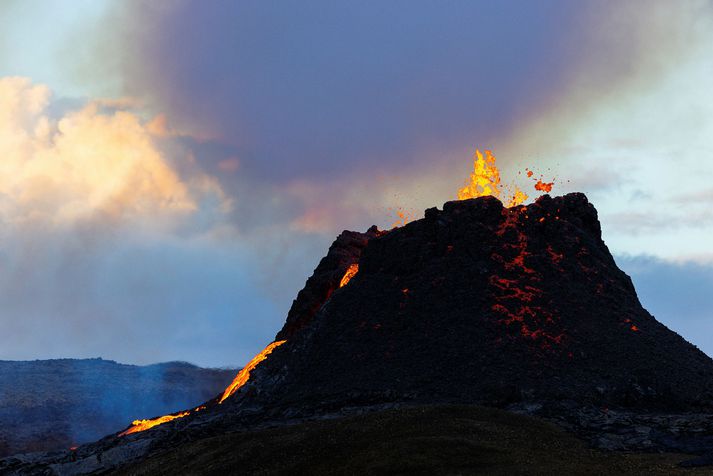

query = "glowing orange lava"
[456, 149, 559, 206]
[457, 150, 528, 207]
[391, 209, 411, 228]
[535, 180, 554, 193]
[119, 340, 287, 436]
[219, 340, 287, 403]
[339, 263, 359, 287]
[118, 411, 191, 437]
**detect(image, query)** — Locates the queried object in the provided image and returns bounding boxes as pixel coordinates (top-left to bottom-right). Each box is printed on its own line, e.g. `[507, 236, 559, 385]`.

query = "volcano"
[5, 192, 713, 474]
[243, 192, 713, 412]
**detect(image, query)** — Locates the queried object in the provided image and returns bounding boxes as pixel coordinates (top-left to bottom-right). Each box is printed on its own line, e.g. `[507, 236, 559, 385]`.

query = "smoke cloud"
[3, 2, 713, 364]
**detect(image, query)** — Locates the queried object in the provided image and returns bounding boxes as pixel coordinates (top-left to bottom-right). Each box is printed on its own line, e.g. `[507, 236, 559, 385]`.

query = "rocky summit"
[5, 193, 713, 475]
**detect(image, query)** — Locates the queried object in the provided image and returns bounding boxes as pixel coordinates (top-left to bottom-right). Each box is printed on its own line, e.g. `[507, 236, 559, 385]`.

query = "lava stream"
[118, 411, 192, 437]
[219, 340, 287, 403]
[339, 264, 359, 287]
[118, 340, 287, 436]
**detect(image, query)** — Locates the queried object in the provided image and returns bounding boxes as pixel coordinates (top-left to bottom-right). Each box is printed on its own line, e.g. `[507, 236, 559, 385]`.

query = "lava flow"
[118, 340, 286, 436]
[219, 340, 287, 403]
[118, 411, 191, 437]
[339, 264, 359, 287]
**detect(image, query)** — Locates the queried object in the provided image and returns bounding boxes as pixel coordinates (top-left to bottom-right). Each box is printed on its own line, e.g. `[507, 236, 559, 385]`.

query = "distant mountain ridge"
[0, 358, 236, 457]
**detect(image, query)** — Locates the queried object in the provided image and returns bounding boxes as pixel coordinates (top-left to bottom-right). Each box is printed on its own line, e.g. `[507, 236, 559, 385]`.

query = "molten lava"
[339, 264, 359, 288]
[119, 340, 287, 436]
[391, 209, 411, 228]
[118, 411, 191, 437]
[457, 149, 559, 207]
[457, 149, 501, 200]
[219, 340, 287, 403]
[457, 150, 528, 207]
[535, 179, 554, 193]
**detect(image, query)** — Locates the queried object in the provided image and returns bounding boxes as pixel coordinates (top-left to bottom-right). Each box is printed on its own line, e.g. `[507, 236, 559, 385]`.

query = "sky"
[0, 0, 711, 367]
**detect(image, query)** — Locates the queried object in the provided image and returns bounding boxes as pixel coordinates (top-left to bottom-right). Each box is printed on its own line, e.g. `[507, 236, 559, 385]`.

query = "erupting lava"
[219, 340, 287, 403]
[339, 264, 359, 287]
[390, 209, 412, 229]
[457, 149, 555, 207]
[458, 150, 529, 207]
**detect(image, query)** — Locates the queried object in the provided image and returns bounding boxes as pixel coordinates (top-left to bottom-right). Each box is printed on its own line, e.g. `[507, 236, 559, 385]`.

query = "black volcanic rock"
[276, 225, 382, 340]
[247, 193, 713, 412]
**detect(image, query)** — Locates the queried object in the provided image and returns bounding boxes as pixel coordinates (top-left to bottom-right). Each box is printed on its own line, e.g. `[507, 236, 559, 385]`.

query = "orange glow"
[457, 150, 528, 207]
[118, 411, 191, 436]
[119, 341, 287, 436]
[534, 180, 554, 193]
[489, 207, 566, 350]
[456, 150, 560, 206]
[458, 150, 501, 200]
[507, 189, 529, 208]
[219, 340, 287, 403]
[391, 209, 411, 228]
[339, 263, 359, 287]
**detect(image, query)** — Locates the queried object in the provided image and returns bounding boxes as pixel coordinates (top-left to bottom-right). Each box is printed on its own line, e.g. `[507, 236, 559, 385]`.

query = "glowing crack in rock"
[339, 263, 359, 288]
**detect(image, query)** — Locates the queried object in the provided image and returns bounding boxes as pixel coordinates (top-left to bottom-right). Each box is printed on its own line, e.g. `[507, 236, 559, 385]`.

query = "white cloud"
[0, 76, 228, 229]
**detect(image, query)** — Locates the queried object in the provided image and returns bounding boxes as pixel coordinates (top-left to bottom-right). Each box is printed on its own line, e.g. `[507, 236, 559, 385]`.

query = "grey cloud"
[110, 1, 606, 184]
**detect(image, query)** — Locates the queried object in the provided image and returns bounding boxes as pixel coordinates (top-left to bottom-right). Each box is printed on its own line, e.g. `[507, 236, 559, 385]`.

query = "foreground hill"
[0, 359, 235, 457]
[119, 405, 709, 475]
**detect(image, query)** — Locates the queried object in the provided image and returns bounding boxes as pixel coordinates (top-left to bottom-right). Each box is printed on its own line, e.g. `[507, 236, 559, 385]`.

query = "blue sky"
[0, 1, 711, 366]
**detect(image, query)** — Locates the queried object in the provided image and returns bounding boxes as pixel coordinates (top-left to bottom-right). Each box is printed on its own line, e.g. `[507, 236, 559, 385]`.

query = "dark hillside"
[0, 359, 235, 457]
[118, 405, 711, 476]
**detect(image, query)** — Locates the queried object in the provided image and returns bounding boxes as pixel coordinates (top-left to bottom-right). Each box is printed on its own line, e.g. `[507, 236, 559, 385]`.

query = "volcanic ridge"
[5, 192, 713, 474]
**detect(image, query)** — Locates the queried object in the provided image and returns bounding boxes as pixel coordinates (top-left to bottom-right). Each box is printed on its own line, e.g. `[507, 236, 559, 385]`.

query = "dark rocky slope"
[251, 193, 713, 413]
[0, 359, 235, 457]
